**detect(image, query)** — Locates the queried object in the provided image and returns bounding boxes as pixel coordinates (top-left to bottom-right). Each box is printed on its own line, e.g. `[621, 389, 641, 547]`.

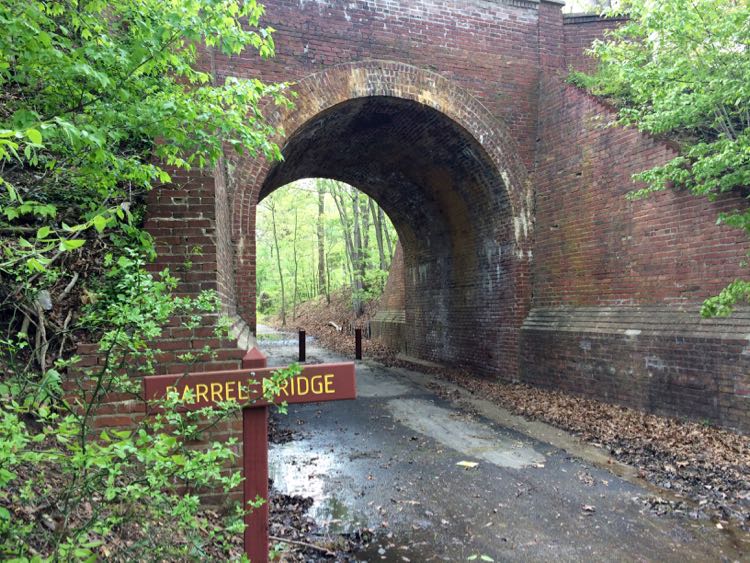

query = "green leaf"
[93, 215, 107, 233]
[5, 183, 19, 202]
[73, 547, 92, 559]
[60, 239, 86, 251]
[25, 128, 42, 145]
[36, 226, 51, 239]
[26, 257, 46, 272]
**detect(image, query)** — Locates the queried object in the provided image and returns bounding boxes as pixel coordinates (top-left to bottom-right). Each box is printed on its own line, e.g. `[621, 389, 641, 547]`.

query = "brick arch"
[225, 61, 534, 378]
[231, 60, 532, 243]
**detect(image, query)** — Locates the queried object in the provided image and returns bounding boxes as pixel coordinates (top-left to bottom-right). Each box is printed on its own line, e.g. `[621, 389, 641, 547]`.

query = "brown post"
[242, 348, 268, 563]
[355, 328, 362, 360]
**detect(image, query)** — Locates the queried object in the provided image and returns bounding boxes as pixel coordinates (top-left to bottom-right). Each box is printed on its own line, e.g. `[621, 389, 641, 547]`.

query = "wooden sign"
[143, 362, 356, 410]
[143, 351, 357, 563]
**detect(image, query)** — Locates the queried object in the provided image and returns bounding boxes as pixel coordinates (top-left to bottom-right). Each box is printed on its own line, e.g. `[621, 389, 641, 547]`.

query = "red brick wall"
[144, 169, 219, 297]
[525, 17, 750, 430]
[380, 242, 405, 312]
[532, 85, 749, 306]
[521, 308, 750, 430]
[217, 0, 542, 168]
[71, 324, 245, 507]
[72, 167, 248, 500]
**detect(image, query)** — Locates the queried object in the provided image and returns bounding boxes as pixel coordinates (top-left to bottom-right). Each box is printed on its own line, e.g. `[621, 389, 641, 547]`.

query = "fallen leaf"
[457, 460, 479, 469]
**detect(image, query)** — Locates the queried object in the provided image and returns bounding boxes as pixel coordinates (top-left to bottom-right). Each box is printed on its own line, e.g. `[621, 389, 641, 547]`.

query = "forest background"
[256, 179, 397, 325]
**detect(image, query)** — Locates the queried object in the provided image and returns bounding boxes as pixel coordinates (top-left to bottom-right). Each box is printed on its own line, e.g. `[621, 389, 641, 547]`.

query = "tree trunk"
[317, 182, 327, 302]
[330, 181, 357, 293]
[351, 190, 364, 315]
[370, 199, 387, 271]
[268, 200, 286, 327]
[326, 248, 332, 305]
[382, 206, 393, 263]
[292, 207, 299, 320]
[311, 250, 317, 300]
[361, 195, 370, 274]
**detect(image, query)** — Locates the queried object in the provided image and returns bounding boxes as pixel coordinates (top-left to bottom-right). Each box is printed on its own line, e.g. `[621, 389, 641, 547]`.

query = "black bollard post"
[355, 328, 362, 360]
[299, 330, 306, 362]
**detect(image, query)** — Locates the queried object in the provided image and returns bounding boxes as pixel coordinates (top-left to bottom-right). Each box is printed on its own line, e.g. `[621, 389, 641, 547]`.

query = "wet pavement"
[259, 327, 748, 562]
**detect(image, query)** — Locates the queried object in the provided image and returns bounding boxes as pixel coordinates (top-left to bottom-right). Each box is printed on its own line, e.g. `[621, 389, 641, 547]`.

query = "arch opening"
[256, 96, 520, 376]
[256, 178, 400, 327]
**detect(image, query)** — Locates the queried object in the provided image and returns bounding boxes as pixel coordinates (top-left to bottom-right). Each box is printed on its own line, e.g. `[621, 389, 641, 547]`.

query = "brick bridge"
[129, 0, 750, 431]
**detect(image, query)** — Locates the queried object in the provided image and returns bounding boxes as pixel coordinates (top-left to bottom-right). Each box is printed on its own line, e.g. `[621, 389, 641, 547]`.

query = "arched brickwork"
[226, 61, 533, 378]
[231, 61, 532, 235]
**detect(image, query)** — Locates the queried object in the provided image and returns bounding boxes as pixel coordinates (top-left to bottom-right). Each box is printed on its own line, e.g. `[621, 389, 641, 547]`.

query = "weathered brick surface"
[69, 312, 248, 505]
[527, 17, 750, 430]
[143, 169, 220, 296]
[521, 307, 750, 429]
[217, 0, 542, 167]
[380, 242, 405, 313]
[74, 168, 247, 465]
[533, 82, 749, 306]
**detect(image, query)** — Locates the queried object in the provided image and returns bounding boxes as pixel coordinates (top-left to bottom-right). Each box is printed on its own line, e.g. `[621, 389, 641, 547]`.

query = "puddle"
[386, 398, 545, 469]
[256, 324, 317, 346]
[269, 441, 370, 533]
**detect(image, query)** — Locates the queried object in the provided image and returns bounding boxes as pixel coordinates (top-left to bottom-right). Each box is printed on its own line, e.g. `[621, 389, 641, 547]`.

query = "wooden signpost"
[143, 349, 357, 562]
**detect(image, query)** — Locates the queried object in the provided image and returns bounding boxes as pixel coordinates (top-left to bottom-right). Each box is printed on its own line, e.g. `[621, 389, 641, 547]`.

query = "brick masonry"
[70, 169, 248, 503]
[525, 9, 750, 430]
[78, 0, 750, 447]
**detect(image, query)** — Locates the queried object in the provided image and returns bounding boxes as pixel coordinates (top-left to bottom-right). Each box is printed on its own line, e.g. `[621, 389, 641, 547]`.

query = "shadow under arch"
[229, 61, 533, 379]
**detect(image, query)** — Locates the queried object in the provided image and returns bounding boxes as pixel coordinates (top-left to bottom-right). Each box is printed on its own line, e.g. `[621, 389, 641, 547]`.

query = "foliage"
[570, 0, 750, 316]
[0, 0, 294, 558]
[0, 251, 297, 560]
[0, 0, 289, 277]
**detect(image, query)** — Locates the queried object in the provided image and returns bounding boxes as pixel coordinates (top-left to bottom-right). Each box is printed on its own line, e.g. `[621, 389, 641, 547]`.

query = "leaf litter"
[422, 370, 750, 531]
